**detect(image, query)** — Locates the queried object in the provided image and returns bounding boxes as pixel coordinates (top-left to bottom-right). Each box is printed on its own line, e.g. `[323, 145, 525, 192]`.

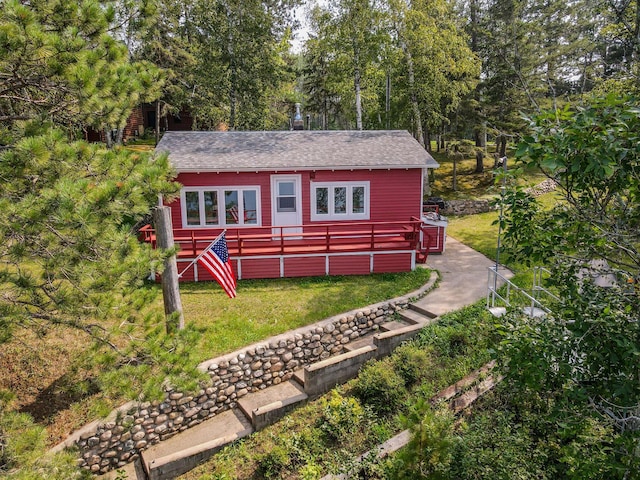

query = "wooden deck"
[141, 220, 424, 257]
[141, 219, 430, 280]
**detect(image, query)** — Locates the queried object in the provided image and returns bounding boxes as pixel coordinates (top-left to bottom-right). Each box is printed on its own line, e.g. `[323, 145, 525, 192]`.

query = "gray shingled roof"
[156, 130, 439, 172]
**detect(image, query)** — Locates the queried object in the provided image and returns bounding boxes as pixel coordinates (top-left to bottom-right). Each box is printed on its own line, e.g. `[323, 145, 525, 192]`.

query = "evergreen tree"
[0, 0, 162, 144]
[0, 0, 177, 343]
[389, 0, 480, 146]
[302, 4, 351, 129]
[191, 0, 301, 130]
[135, 0, 199, 141]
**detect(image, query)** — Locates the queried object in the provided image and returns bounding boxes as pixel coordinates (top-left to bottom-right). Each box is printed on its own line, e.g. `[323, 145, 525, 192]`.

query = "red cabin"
[147, 130, 442, 281]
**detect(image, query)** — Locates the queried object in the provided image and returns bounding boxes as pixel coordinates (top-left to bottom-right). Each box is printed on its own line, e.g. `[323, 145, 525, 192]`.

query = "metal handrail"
[487, 266, 552, 316]
[532, 266, 561, 303]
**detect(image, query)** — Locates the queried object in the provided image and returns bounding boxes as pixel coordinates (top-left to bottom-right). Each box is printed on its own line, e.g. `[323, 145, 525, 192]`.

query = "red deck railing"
[140, 220, 424, 258]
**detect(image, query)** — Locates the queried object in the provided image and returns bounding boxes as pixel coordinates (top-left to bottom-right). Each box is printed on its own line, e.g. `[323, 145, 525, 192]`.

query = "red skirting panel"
[285, 256, 326, 277]
[372, 253, 413, 273]
[237, 258, 280, 279]
[329, 255, 371, 276]
[176, 261, 196, 282]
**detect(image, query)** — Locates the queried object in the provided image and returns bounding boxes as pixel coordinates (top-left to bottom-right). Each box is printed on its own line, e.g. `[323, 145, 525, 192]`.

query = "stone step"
[141, 408, 253, 480]
[98, 458, 146, 480]
[292, 368, 305, 386]
[522, 306, 547, 318]
[408, 303, 438, 319]
[379, 321, 408, 332]
[399, 308, 438, 326]
[488, 306, 507, 317]
[342, 335, 375, 352]
[237, 380, 308, 430]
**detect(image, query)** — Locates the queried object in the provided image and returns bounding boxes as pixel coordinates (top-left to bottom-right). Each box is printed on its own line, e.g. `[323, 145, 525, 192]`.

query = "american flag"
[197, 232, 237, 298]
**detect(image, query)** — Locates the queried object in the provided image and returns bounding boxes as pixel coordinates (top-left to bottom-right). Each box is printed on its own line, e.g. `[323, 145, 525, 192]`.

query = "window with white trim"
[181, 186, 260, 228]
[311, 181, 370, 221]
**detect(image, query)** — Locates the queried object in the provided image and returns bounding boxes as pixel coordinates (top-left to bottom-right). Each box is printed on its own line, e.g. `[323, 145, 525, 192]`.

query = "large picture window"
[311, 181, 370, 221]
[181, 186, 260, 228]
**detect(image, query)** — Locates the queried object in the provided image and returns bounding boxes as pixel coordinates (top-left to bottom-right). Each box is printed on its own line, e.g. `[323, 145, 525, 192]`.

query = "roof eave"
[174, 163, 439, 174]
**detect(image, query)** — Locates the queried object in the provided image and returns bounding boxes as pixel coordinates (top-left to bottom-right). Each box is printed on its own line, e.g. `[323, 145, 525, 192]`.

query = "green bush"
[256, 445, 291, 478]
[391, 344, 434, 387]
[352, 359, 407, 416]
[319, 390, 364, 442]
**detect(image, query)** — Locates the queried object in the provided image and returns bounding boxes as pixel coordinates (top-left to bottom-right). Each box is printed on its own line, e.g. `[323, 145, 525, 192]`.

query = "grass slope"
[0, 270, 432, 446]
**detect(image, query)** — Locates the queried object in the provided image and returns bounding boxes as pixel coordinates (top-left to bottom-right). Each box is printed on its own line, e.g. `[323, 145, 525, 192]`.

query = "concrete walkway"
[416, 236, 513, 316]
[103, 236, 512, 480]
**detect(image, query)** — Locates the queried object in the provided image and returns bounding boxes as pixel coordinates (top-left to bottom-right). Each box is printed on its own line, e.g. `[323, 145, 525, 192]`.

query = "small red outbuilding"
[149, 130, 441, 281]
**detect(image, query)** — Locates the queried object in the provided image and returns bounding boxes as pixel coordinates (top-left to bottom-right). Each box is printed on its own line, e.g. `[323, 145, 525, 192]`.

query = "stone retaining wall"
[524, 178, 557, 197]
[439, 180, 558, 217]
[57, 277, 436, 475]
[441, 199, 495, 216]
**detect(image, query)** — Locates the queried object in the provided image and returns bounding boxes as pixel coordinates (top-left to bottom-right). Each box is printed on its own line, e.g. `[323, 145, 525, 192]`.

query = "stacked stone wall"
[65, 286, 432, 475]
[441, 199, 495, 216]
[439, 180, 558, 217]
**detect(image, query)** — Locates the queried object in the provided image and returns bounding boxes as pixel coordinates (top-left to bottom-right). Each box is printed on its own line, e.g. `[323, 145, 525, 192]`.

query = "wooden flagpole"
[153, 205, 185, 332]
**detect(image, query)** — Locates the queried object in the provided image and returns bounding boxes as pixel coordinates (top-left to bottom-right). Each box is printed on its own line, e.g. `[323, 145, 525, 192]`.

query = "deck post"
[153, 206, 185, 332]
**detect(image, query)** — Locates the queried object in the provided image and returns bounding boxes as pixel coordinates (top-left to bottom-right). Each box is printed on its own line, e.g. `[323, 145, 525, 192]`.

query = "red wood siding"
[421, 224, 447, 253]
[372, 253, 413, 273]
[305, 169, 422, 223]
[329, 255, 370, 275]
[237, 258, 280, 279]
[284, 256, 325, 277]
[124, 106, 144, 139]
[171, 168, 423, 231]
[163, 167, 424, 280]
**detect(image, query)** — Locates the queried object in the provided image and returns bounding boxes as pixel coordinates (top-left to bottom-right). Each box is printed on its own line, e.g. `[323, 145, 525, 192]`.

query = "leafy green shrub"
[352, 359, 407, 416]
[319, 390, 364, 442]
[391, 344, 434, 387]
[390, 400, 457, 480]
[256, 445, 291, 478]
[300, 463, 322, 480]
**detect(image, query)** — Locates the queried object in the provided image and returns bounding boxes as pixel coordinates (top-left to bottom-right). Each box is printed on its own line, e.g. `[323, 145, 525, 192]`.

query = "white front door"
[271, 174, 302, 237]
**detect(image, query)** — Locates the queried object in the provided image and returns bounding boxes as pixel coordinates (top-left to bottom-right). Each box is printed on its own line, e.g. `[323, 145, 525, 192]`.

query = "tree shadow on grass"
[19, 374, 99, 424]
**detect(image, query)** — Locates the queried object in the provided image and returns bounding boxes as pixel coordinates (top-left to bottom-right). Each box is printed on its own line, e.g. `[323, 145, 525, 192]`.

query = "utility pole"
[153, 205, 185, 332]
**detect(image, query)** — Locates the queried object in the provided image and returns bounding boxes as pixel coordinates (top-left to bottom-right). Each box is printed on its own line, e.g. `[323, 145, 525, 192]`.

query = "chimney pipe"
[293, 103, 304, 130]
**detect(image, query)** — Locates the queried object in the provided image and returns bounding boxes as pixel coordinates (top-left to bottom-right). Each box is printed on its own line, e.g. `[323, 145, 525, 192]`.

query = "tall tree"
[0, 0, 162, 142]
[0, 0, 177, 342]
[499, 96, 640, 473]
[388, 0, 480, 147]
[135, 0, 198, 142]
[302, 5, 346, 129]
[191, 0, 300, 130]
[326, 0, 386, 130]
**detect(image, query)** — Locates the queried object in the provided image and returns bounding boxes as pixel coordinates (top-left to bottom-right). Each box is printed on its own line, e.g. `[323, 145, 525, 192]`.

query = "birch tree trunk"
[155, 100, 161, 145]
[354, 48, 363, 130]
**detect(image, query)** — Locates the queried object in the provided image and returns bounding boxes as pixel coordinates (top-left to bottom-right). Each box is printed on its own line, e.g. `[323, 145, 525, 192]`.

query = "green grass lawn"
[169, 270, 434, 361]
[429, 147, 547, 200]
